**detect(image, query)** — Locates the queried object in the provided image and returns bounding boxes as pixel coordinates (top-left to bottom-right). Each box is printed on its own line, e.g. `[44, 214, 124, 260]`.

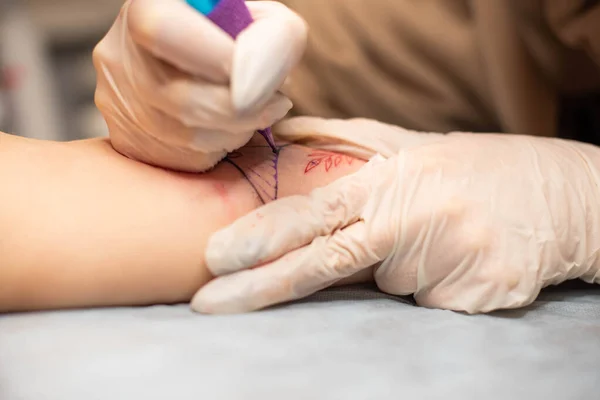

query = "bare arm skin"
[0, 133, 368, 312]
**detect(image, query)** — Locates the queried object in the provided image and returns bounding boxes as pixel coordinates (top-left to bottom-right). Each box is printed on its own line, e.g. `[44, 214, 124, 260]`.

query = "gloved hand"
[93, 0, 307, 172]
[191, 117, 600, 314]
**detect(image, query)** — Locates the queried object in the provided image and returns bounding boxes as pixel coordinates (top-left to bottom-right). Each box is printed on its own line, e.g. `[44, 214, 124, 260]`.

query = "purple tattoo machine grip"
[206, 0, 277, 152]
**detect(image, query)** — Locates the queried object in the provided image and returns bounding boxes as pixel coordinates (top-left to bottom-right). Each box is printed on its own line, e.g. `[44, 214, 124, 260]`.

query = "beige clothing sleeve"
[275, 0, 600, 139]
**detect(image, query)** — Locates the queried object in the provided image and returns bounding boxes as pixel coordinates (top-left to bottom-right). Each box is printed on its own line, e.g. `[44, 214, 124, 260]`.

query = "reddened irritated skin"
[0, 132, 368, 313]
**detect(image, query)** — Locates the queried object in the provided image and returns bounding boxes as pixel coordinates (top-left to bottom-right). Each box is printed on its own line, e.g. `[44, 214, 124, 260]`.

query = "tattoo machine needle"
[186, 0, 278, 153]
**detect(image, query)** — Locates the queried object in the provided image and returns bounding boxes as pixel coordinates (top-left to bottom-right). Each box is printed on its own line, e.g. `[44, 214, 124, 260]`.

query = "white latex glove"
[93, 0, 306, 172]
[191, 117, 600, 314]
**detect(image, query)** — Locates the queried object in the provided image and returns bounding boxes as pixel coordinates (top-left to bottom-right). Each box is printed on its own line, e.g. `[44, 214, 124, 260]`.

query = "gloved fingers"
[104, 98, 254, 162]
[273, 117, 447, 159]
[232, 1, 307, 114]
[147, 74, 292, 133]
[279, 76, 294, 97]
[126, 0, 234, 83]
[185, 125, 256, 154]
[205, 156, 384, 276]
[192, 221, 378, 314]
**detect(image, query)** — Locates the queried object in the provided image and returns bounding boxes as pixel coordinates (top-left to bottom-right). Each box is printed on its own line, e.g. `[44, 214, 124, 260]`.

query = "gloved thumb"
[273, 117, 447, 159]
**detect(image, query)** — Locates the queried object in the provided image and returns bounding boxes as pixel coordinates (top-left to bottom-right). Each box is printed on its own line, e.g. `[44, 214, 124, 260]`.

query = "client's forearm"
[0, 133, 366, 312]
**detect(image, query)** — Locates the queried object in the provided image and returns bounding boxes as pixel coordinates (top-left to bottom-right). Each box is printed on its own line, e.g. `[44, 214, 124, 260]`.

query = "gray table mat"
[1, 282, 599, 400]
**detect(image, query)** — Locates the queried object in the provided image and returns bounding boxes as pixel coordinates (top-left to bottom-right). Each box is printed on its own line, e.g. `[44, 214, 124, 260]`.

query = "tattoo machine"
[186, 0, 277, 153]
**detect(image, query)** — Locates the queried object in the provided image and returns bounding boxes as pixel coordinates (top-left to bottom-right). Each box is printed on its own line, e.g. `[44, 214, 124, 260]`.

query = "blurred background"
[0, 0, 123, 141]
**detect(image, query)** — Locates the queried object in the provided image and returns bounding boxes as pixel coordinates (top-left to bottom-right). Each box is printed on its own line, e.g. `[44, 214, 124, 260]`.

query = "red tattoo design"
[304, 151, 354, 174]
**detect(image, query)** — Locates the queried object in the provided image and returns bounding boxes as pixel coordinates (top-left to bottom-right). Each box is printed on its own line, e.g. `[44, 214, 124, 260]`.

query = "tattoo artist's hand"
[94, 0, 306, 172]
[191, 118, 600, 314]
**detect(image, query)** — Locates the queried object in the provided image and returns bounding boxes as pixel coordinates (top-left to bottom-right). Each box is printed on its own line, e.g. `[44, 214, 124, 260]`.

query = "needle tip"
[258, 128, 277, 153]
